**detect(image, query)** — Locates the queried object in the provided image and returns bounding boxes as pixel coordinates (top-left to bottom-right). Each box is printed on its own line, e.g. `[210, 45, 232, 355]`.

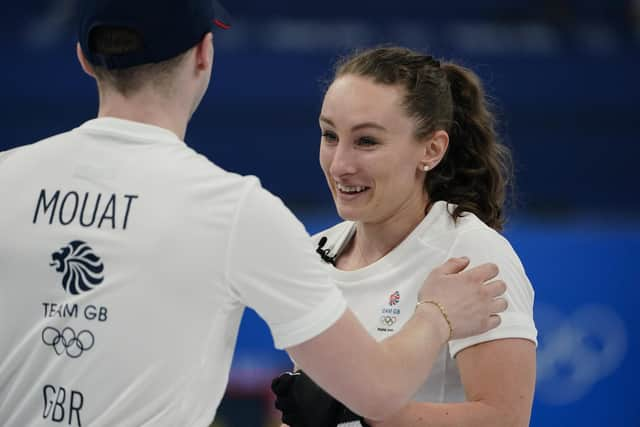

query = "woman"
[273, 46, 537, 427]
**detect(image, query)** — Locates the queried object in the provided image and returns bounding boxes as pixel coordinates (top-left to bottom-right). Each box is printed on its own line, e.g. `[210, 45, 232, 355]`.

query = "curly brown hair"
[333, 46, 513, 231]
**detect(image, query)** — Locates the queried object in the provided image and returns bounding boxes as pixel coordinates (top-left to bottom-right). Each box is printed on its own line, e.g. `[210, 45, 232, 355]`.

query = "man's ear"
[194, 32, 214, 72]
[76, 43, 96, 78]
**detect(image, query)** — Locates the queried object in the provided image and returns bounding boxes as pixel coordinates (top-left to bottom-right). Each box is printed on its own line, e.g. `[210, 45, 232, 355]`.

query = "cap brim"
[212, 0, 232, 30]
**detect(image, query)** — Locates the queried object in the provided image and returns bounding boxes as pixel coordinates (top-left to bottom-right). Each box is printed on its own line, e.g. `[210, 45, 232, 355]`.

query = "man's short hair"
[89, 26, 189, 96]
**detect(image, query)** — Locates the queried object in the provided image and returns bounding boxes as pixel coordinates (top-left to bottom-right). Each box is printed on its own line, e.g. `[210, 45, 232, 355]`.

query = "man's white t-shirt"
[314, 201, 537, 403]
[0, 118, 347, 426]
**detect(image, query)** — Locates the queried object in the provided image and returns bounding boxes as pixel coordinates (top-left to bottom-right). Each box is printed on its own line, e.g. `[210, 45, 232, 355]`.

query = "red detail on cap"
[213, 19, 231, 30]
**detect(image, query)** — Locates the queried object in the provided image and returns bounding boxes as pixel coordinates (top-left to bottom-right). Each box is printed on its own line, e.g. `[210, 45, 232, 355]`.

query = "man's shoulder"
[0, 131, 73, 165]
[0, 145, 23, 164]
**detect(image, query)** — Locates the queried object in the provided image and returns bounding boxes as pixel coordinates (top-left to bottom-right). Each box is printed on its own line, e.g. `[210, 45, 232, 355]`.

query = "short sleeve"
[448, 227, 538, 357]
[225, 180, 347, 349]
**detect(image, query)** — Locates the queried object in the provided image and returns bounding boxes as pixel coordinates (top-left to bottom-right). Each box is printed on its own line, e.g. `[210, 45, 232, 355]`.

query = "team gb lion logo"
[50, 241, 104, 295]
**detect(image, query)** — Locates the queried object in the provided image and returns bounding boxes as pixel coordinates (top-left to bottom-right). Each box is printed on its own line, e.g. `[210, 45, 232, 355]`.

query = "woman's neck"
[337, 194, 431, 270]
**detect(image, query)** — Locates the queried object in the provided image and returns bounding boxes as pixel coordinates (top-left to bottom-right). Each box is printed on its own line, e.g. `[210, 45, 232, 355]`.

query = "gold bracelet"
[416, 300, 453, 341]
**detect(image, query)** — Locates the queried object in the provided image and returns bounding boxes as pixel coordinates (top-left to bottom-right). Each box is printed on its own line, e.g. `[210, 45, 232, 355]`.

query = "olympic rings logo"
[380, 315, 397, 326]
[41, 326, 95, 358]
[535, 303, 627, 405]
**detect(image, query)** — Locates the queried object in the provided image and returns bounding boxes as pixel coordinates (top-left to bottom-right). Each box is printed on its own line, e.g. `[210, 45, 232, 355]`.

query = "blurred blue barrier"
[2, 47, 639, 212]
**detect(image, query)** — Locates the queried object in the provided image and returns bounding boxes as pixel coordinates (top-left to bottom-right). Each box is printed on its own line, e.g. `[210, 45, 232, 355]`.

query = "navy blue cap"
[79, 0, 231, 70]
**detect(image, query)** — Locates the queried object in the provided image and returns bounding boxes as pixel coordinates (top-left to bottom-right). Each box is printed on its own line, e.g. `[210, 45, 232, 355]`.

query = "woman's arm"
[366, 338, 536, 427]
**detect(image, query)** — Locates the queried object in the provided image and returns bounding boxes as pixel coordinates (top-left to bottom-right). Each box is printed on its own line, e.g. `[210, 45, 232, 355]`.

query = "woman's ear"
[419, 130, 449, 172]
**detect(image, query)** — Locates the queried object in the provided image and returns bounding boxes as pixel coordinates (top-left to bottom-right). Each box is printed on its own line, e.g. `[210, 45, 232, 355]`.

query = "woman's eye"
[322, 131, 338, 142]
[357, 136, 378, 146]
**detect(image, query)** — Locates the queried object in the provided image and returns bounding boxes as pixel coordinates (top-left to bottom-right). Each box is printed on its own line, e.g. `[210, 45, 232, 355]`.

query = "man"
[0, 1, 507, 426]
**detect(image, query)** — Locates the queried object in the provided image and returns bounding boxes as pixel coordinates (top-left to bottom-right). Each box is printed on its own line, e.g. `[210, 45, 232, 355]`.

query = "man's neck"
[97, 90, 190, 140]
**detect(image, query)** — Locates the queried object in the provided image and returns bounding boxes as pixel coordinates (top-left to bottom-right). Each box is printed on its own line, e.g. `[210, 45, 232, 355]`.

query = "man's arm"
[287, 305, 447, 422]
[228, 186, 505, 422]
[287, 258, 507, 422]
[365, 338, 536, 427]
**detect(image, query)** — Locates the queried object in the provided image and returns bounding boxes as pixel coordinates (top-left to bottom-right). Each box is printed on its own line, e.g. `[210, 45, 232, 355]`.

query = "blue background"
[1, 1, 638, 426]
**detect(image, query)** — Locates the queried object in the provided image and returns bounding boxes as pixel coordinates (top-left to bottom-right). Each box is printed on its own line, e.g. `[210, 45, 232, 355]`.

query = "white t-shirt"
[0, 118, 347, 427]
[314, 201, 537, 403]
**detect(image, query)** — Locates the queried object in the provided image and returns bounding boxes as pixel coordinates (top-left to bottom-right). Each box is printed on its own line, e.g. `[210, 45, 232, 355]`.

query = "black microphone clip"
[316, 236, 336, 265]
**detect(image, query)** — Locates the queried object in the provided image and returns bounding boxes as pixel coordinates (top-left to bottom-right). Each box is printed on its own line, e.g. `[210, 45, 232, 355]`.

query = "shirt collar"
[77, 117, 183, 145]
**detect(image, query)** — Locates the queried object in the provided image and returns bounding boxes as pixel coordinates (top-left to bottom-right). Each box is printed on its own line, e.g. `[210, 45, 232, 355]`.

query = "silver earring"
[423, 164, 430, 172]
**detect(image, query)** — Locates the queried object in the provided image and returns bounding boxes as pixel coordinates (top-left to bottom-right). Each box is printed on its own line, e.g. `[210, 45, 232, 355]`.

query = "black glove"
[336, 406, 371, 427]
[271, 370, 370, 427]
